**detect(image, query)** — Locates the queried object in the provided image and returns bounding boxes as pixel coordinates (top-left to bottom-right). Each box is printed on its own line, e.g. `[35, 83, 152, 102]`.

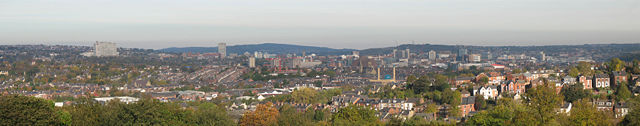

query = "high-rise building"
[482, 51, 492, 60]
[218, 43, 226, 58]
[392, 49, 397, 58]
[249, 57, 256, 68]
[352, 51, 360, 57]
[94, 41, 118, 57]
[405, 49, 410, 59]
[469, 54, 481, 62]
[428, 50, 437, 60]
[457, 48, 468, 62]
[539, 51, 545, 61]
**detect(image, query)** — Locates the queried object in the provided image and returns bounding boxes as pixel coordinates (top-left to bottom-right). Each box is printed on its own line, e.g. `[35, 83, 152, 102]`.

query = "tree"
[240, 102, 279, 126]
[291, 88, 319, 104]
[621, 97, 640, 125]
[523, 81, 563, 125]
[615, 82, 632, 101]
[475, 95, 488, 110]
[564, 99, 613, 126]
[0, 95, 62, 125]
[331, 106, 380, 126]
[277, 104, 311, 126]
[561, 83, 590, 103]
[479, 76, 489, 84]
[568, 67, 579, 77]
[608, 58, 625, 72]
[193, 103, 233, 126]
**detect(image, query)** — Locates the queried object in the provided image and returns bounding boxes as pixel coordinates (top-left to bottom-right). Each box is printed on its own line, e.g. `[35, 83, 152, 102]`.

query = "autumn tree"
[240, 102, 279, 126]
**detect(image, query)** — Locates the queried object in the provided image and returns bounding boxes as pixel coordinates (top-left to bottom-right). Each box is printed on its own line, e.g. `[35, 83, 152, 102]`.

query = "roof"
[461, 96, 475, 105]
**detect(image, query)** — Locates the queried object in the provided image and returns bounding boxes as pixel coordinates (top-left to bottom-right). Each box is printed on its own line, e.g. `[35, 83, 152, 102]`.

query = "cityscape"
[2, 0, 640, 126]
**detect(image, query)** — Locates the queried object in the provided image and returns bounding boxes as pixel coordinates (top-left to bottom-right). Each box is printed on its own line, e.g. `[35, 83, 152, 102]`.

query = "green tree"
[568, 67, 579, 77]
[331, 106, 380, 126]
[564, 99, 613, 126]
[291, 88, 319, 104]
[523, 81, 563, 125]
[277, 104, 311, 126]
[615, 82, 632, 101]
[192, 102, 233, 126]
[0, 95, 62, 125]
[561, 83, 590, 103]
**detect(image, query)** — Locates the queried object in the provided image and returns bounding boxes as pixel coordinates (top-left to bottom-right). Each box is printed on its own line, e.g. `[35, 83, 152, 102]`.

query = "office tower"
[539, 51, 545, 61]
[457, 48, 468, 62]
[249, 57, 256, 68]
[218, 43, 226, 58]
[469, 54, 481, 62]
[94, 41, 118, 57]
[392, 49, 397, 58]
[428, 50, 436, 60]
[482, 51, 492, 60]
[406, 49, 410, 59]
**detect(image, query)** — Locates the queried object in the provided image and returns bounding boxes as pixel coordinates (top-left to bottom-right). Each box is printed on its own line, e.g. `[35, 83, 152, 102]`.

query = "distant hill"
[160, 43, 356, 55]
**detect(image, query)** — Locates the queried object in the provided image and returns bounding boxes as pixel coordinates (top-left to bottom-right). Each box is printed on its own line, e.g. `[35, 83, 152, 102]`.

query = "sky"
[0, 0, 639, 49]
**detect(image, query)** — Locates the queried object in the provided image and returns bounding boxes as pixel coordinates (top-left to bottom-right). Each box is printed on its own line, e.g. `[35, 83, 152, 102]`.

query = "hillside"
[160, 43, 356, 55]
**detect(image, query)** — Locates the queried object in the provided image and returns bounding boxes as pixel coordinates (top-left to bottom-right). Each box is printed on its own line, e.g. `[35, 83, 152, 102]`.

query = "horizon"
[2, 42, 640, 50]
[2, 0, 639, 49]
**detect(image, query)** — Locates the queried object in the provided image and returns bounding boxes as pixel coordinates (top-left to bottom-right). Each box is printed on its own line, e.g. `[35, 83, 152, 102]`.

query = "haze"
[1, 0, 639, 49]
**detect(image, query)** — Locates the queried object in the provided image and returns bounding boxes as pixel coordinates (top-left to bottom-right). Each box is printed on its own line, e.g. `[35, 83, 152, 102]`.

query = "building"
[94, 96, 139, 104]
[469, 54, 481, 62]
[612, 71, 628, 87]
[473, 85, 499, 99]
[218, 43, 226, 59]
[578, 75, 593, 89]
[594, 74, 610, 88]
[249, 57, 256, 68]
[405, 49, 410, 59]
[94, 41, 118, 57]
[428, 50, 436, 60]
[459, 96, 476, 117]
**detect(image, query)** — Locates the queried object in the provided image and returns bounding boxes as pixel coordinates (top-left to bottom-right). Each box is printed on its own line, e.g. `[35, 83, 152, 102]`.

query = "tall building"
[405, 49, 410, 59]
[539, 51, 546, 61]
[392, 49, 397, 58]
[469, 54, 481, 62]
[94, 41, 118, 57]
[249, 57, 256, 68]
[482, 51, 492, 60]
[218, 43, 226, 59]
[352, 51, 360, 57]
[457, 48, 468, 62]
[428, 50, 437, 60]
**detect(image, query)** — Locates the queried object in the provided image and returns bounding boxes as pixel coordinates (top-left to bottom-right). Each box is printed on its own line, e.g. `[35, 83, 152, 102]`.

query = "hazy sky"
[1, 0, 639, 49]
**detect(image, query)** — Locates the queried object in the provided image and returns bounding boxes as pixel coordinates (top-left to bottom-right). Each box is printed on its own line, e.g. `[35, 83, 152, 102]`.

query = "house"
[614, 102, 630, 118]
[453, 77, 475, 86]
[557, 102, 572, 114]
[612, 71, 628, 87]
[500, 80, 526, 95]
[563, 75, 577, 85]
[378, 99, 414, 111]
[473, 85, 499, 99]
[594, 99, 614, 111]
[594, 74, 610, 88]
[578, 75, 593, 89]
[459, 96, 476, 117]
